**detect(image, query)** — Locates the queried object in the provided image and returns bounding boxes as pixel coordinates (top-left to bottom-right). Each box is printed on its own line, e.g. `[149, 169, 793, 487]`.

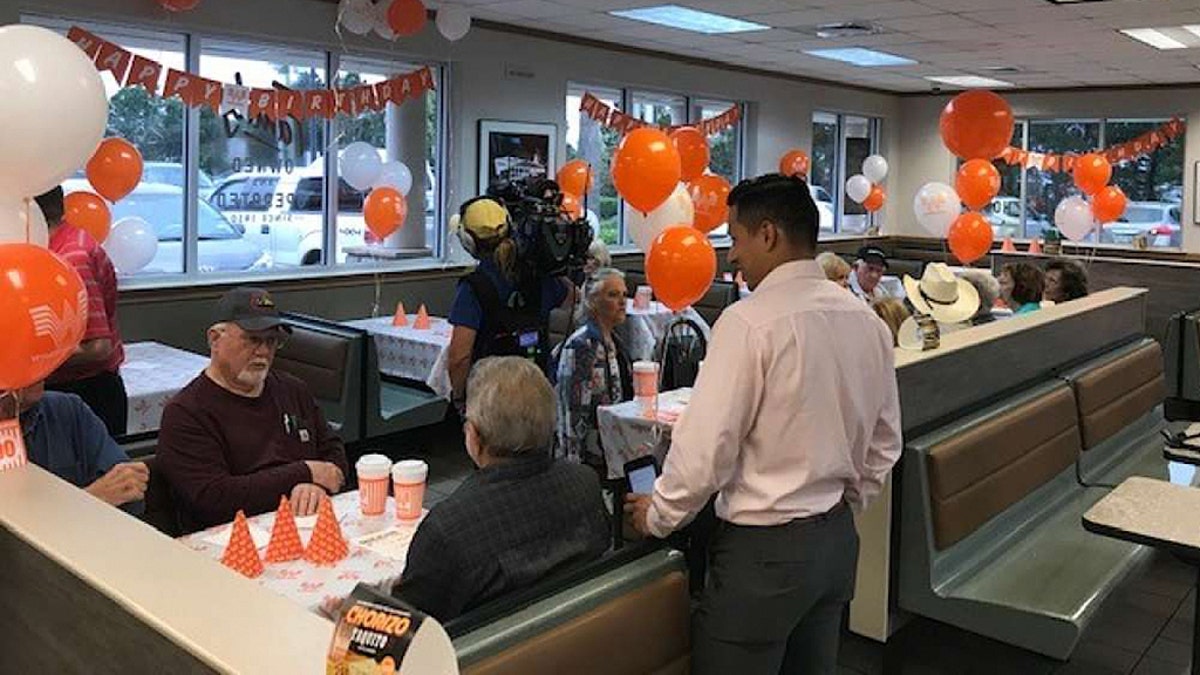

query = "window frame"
[23, 13, 449, 287]
[999, 116, 1183, 249]
[566, 81, 746, 249]
[812, 110, 881, 238]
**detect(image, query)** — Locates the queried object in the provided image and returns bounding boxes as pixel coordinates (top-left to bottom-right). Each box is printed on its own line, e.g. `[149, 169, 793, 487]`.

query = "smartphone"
[624, 456, 659, 495]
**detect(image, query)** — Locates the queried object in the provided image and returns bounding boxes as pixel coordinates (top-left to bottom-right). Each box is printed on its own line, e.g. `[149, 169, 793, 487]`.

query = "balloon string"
[23, 197, 31, 244]
[371, 269, 381, 317]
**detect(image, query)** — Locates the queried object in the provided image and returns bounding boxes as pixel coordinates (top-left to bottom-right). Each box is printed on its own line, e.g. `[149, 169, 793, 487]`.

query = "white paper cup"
[633, 361, 660, 418]
[392, 459, 429, 520]
[356, 454, 392, 516]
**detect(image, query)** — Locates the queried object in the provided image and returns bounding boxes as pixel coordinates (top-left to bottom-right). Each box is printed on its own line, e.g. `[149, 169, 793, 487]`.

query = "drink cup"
[633, 361, 660, 418]
[392, 459, 429, 521]
[356, 454, 392, 516]
[634, 286, 653, 310]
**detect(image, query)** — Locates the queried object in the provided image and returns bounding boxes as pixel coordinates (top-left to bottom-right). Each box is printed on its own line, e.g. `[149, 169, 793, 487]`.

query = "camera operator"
[448, 194, 578, 415]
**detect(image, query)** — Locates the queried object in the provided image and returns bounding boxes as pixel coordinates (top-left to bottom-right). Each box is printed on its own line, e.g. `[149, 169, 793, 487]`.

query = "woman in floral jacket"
[554, 268, 633, 474]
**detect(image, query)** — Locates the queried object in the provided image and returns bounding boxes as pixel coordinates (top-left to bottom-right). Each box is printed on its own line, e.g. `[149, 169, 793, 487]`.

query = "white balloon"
[373, 161, 413, 196]
[0, 196, 48, 247]
[862, 155, 889, 184]
[846, 174, 872, 204]
[340, 142, 384, 192]
[338, 0, 375, 35]
[0, 26, 107, 201]
[585, 209, 600, 237]
[436, 5, 472, 41]
[1055, 196, 1095, 242]
[104, 217, 158, 275]
[373, 0, 397, 40]
[628, 184, 693, 251]
[912, 182, 961, 238]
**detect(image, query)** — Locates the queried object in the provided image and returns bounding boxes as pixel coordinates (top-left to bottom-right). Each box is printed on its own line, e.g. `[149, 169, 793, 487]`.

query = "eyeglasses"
[238, 332, 288, 350]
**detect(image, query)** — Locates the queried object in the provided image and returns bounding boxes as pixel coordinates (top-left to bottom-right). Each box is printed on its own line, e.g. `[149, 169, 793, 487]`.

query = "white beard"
[234, 366, 269, 390]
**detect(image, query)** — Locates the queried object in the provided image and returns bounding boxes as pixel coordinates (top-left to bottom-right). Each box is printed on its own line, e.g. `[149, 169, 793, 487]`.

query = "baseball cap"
[212, 287, 291, 333]
[856, 245, 889, 268]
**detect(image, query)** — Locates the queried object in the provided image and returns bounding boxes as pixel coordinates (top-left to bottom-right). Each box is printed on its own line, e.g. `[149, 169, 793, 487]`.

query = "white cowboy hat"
[903, 263, 980, 324]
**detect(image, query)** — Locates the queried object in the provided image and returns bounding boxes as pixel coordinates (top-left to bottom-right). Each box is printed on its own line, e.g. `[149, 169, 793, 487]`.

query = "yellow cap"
[460, 198, 510, 241]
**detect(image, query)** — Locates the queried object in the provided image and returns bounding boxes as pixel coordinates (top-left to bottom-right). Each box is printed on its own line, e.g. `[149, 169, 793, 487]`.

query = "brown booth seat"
[925, 386, 1081, 551]
[274, 319, 364, 444]
[1068, 340, 1166, 450]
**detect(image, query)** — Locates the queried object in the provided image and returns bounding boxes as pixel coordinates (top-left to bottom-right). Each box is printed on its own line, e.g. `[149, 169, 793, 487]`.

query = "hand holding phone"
[624, 456, 659, 495]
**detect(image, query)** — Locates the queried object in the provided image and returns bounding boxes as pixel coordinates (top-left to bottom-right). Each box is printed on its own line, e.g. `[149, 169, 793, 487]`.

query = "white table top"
[342, 315, 453, 344]
[1083, 476, 1200, 553]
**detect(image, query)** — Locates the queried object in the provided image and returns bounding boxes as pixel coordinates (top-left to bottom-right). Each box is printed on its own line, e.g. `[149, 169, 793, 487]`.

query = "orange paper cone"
[1028, 239, 1043, 254]
[413, 304, 431, 330]
[1000, 236, 1016, 253]
[391, 301, 408, 327]
[221, 510, 264, 578]
[264, 496, 304, 563]
[304, 495, 349, 566]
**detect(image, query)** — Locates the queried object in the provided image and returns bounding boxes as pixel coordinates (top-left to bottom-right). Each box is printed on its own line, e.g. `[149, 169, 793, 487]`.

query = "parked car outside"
[63, 179, 269, 274]
[209, 154, 436, 266]
[1103, 201, 1181, 247]
[70, 162, 216, 201]
[983, 197, 1022, 239]
[810, 184, 835, 233]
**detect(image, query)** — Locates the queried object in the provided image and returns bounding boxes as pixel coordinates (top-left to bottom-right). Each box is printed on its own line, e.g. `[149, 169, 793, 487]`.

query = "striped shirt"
[48, 224, 124, 381]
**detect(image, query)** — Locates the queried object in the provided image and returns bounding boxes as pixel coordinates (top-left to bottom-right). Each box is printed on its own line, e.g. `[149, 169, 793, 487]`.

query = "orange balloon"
[0, 243, 87, 390]
[940, 90, 1014, 161]
[363, 187, 407, 239]
[688, 174, 731, 234]
[611, 127, 681, 214]
[779, 149, 810, 177]
[1073, 153, 1112, 196]
[387, 0, 427, 37]
[646, 226, 717, 312]
[947, 212, 994, 264]
[87, 138, 143, 203]
[1092, 185, 1128, 224]
[862, 185, 886, 213]
[556, 160, 592, 198]
[955, 159, 1001, 210]
[64, 191, 112, 243]
[561, 193, 583, 220]
[670, 127, 709, 184]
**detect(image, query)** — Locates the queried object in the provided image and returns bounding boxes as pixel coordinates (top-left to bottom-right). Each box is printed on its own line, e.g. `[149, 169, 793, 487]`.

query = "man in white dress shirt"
[625, 174, 902, 674]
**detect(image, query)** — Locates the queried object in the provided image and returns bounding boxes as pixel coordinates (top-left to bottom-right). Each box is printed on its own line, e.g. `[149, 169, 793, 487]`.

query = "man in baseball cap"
[157, 287, 347, 531]
[848, 245, 894, 302]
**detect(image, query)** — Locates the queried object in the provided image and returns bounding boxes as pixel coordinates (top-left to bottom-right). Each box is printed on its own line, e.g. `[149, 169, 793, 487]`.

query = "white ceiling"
[434, 0, 1200, 92]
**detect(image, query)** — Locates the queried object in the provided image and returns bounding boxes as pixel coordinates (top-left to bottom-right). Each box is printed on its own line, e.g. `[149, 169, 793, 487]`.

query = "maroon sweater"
[157, 370, 348, 531]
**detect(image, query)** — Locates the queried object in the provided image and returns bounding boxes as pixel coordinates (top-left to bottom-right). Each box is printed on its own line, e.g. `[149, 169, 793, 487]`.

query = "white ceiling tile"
[483, 0, 579, 19]
[878, 14, 986, 33]
[682, 0, 801, 17]
[746, 9, 848, 28]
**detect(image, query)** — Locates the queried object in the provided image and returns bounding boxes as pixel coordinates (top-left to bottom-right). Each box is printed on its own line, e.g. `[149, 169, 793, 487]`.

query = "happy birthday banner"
[66, 26, 434, 121]
[997, 117, 1184, 173]
[579, 92, 741, 137]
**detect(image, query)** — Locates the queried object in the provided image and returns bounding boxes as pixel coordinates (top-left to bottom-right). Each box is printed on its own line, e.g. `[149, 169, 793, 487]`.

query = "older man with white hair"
[396, 356, 610, 622]
[157, 287, 347, 531]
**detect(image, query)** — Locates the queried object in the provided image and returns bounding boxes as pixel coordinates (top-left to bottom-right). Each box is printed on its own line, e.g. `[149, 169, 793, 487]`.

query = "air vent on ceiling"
[981, 66, 1022, 74]
[814, 22, 880, 39]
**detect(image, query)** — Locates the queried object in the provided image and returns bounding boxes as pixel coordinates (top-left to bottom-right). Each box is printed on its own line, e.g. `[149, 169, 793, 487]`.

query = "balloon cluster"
[926, 90, 1015, 264]
[846, 155, 888, 214]
[0, 25, 112, 390]
[599, 126, 720, 312]
[340, 142, 414, 240]
[338, 0, 471, 42]
[1055, 154, 1126, 243]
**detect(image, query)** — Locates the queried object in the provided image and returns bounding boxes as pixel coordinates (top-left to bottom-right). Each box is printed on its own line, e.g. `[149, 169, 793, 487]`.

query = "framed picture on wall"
[1194, 161, 1200, 225]
[477, 120, 557, 193]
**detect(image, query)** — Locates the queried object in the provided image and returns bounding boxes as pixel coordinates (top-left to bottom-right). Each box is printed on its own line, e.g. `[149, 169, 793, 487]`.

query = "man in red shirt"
[37, 187, 128, 438]
[157, 287, 348, 531]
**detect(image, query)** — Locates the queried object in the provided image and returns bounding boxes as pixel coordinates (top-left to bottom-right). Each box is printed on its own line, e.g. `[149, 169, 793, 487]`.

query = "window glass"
[1025, 120, 1100, 241]
[566, 84, 622, 246]
[1104, 119, 1184, 248]
[199, 40, 327, 270]
[811, 112, 838, 236]
[814, 112, 879, 236]
[982, 123, 1025, 241]
[693, 98, 740, 237]
[841, 115, 874, 235]
[336, 58, 440, 258]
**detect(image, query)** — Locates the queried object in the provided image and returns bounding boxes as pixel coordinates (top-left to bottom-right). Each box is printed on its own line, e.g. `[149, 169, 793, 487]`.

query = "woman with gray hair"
[395, 357, 609, 621]
[554, 268, 634, 473]
[959, 269, 1001, 325]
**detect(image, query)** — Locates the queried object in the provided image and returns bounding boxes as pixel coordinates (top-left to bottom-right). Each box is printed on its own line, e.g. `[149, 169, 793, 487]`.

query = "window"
[24, 13, 446, 285]
[812, 112, 880, 236]
[985, 117, 1184, 249]
[336, 57, 440, 259]
[566, 83, 745, 248]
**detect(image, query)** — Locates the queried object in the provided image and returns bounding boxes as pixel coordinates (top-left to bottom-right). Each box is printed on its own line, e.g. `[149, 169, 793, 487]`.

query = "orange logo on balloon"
[688, 174, 731, 234]
[0, 244, 88, 390]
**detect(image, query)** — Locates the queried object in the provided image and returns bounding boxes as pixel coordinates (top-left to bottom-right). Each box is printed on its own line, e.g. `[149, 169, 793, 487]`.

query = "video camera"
[486, 176, 593, 284]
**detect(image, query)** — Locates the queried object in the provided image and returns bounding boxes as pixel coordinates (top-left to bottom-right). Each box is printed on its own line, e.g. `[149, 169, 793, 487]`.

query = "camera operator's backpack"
[463, 271, 549, 372]
[656, 317, 708, 390]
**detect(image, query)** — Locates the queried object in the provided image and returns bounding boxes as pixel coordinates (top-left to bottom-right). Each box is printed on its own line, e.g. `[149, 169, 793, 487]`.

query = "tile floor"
[366, 422, 1199, 675]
